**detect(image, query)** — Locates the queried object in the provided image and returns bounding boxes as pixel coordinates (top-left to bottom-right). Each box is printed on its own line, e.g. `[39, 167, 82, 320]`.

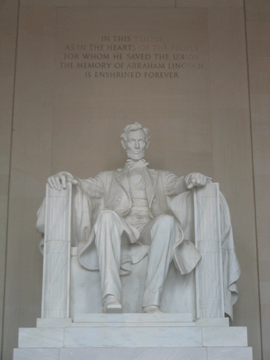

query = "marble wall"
[245, 0, 270, 359]
[0, 0, 19, 355]
[0, 1, 269, 360]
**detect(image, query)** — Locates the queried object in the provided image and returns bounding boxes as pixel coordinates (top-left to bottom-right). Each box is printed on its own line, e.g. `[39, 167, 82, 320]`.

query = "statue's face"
[125, 129, 148, 160]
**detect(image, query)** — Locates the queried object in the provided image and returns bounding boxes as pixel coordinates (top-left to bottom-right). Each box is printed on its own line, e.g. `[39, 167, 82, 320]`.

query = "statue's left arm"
[164, 171, 210, 196]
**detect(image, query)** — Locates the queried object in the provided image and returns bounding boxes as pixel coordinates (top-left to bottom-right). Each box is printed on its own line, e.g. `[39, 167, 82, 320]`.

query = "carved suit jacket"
[76, 162, 202, 275]
[75, 162, 188, 221]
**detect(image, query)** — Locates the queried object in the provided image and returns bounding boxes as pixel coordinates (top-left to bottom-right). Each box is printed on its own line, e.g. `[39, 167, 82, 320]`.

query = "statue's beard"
[126, 149, 145, 161]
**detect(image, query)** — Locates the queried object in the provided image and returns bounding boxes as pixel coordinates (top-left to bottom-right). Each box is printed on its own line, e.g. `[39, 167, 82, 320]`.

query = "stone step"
[73, 312, 194, 326]
[36, 316, 230, 328]
[71, 322, 195, 327]
[14, 347, 253, 360]
[18, 325, 248, 348]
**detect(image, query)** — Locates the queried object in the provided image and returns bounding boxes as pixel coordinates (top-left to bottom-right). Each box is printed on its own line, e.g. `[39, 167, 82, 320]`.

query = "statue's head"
[121, 122, 150, 161]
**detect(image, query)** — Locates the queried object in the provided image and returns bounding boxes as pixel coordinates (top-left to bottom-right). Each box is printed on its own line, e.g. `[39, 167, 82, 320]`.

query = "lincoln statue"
[46, 122, 210, 314]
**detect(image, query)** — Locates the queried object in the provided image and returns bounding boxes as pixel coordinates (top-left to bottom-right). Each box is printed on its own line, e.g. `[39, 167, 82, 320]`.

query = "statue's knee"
[155, 214, 175, 229]
[98, 210, 117, 223]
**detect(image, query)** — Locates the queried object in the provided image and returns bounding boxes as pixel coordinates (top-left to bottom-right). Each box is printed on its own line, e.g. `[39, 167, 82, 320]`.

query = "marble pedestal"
[14, 314, 253, 360]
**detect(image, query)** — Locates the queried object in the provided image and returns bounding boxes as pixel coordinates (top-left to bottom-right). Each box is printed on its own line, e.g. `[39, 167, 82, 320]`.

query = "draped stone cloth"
[36, 163, 240, 318]
[169, 191, 241, 319]
[74, 164, 202, 276]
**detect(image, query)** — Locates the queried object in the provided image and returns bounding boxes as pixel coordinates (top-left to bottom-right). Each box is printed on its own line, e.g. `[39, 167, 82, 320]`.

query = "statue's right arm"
[47, 171, 78, 190]
[47, 171, 105, 198]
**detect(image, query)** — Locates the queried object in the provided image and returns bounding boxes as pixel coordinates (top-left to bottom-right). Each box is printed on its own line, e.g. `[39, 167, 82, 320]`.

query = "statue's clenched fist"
[47, 171, 78, 190]
[185, 172, 211, 190]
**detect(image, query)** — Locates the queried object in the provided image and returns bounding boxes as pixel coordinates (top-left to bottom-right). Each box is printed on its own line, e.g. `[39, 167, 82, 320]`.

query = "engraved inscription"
[59, 35, 204, 79]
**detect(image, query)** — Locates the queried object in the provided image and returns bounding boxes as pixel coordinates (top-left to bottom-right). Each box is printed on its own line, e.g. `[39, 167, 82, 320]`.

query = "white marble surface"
[60, 348, 208, 360]
[37, 318, 72, 328]
[18, 328, 64, 348]
[13, 347, 253, 360]
[13, 348, 60, 360]
[72, 322, 195, 328]
[63, 326, 202, 347]
[73, 313, 193, 322]
[207, 347, 253, 360]
[41, 183, 72, 319]
[73, 313, 194, 327]
[202, 327, 248, 346]
[16, 314, 251, 358]
[194, 182, 224, 318]
[18, 324, 249, 349]
[195, 317, 229, 327]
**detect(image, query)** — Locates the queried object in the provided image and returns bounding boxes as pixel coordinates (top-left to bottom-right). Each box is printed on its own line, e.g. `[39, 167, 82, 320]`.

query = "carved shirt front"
[124, 167, 151, 232]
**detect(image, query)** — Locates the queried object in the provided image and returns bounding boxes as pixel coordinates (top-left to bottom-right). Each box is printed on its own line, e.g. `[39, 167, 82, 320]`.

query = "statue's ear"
[121, 139, 127, 150]
[146, 140, 150, 149]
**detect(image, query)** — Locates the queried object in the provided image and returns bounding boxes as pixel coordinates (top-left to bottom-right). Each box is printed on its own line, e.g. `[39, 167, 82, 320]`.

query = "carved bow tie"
[126, 159, 149, 169]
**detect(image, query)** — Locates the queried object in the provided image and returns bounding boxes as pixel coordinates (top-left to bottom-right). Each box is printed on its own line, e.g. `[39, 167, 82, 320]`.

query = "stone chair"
[37, 181, 240, 320]
[14, 183, 253, 360]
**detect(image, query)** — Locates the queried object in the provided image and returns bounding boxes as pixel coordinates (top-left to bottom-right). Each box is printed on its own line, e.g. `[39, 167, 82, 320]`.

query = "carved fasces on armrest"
[41, 183, 72, 319]
[193, 182, 225, 318]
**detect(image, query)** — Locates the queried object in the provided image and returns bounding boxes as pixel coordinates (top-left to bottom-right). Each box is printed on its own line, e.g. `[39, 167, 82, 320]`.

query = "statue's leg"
[141, 214, 180, 312]
[94, 210, 126, 311]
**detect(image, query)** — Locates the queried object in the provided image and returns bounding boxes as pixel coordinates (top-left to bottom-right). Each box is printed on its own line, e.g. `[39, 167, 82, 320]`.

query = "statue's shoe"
[143, 305, 163, 314]
[103, 297, 123, 313]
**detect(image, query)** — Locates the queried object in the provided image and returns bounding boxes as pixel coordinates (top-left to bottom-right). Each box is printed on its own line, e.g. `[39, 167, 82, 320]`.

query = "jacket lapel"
[114, 163, 130, 198]
[144, 168, 158, 207]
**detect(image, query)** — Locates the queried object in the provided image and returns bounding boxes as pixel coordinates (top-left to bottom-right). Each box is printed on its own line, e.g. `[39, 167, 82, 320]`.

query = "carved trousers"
[94, 210, 180, 308]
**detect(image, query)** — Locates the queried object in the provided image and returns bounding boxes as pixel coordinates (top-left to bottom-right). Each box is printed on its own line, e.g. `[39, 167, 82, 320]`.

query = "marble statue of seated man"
[47, 122, 210, 314]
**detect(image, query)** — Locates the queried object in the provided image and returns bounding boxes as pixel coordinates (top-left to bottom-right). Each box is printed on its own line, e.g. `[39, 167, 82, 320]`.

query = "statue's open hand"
[47, 172, 78, 190]
[185, 172, 212, 190]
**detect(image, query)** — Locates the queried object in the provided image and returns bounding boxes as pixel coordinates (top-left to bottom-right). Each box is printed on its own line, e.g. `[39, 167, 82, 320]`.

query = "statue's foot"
[103, 295, 123, 314]
[143, 305, 163, 314]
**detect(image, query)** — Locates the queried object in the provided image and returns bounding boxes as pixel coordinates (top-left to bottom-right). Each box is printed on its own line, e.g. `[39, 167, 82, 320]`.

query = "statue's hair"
[120, 122, 150, 144]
